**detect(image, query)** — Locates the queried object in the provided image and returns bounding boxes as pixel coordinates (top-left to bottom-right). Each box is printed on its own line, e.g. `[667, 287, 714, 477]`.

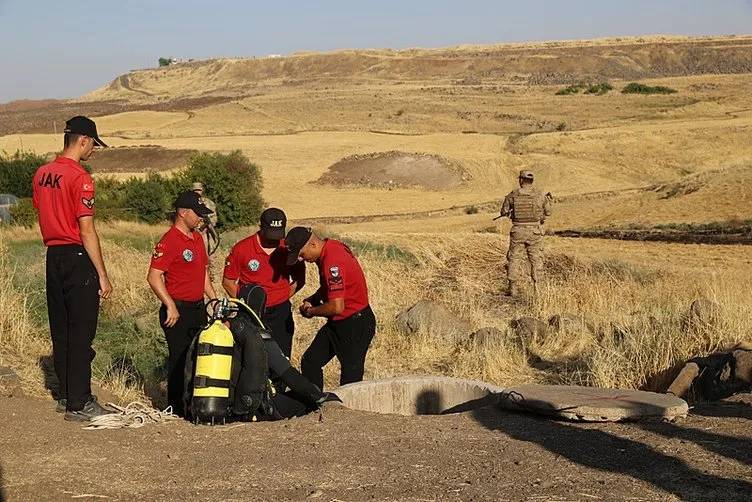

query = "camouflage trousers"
[506, 224, 545, 284]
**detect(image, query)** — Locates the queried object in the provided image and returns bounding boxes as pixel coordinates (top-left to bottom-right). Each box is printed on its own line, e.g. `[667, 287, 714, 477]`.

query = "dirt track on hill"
[1, 395, 751, 501]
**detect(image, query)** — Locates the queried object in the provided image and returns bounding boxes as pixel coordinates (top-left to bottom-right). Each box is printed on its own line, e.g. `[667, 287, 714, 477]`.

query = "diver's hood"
[237, 283, 267, 320]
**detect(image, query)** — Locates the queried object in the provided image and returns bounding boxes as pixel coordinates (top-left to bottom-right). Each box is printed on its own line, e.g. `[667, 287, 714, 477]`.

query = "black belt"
[46, 244, 85, 255]
[173, 299, 205, 308]
[265, 300, 291, 313]
[332, 305, 372, 322]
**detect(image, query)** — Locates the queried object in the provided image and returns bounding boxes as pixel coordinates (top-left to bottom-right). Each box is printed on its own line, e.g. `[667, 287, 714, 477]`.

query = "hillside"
[1, 35, 751, 229]
[83, 35, 752, 102]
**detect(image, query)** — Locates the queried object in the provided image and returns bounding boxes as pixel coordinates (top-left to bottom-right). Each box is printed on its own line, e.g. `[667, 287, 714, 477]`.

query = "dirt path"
[1, 395, 751, 501]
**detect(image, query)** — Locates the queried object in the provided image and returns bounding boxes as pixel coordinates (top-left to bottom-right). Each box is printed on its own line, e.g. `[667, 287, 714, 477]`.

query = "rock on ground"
[0, 366, 23, 398]
[548, 313, 595, 335]
[510, 317, 549, 345]
[685, 297, 721, 330]
[395, 300, 471, 342]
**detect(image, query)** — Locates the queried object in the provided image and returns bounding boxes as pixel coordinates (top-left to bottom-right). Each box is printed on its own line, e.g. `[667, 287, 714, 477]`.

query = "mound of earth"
[88, 146, 196, 173]
[317, 151, 467, 190]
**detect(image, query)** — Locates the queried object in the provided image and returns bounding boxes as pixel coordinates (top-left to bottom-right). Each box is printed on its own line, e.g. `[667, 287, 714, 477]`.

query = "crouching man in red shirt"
[147, 191, 218, 416]
[284, 227, 376, 389]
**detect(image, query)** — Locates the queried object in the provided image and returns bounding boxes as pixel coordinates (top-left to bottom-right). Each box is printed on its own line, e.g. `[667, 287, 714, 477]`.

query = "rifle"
[203, 217, 220, 256]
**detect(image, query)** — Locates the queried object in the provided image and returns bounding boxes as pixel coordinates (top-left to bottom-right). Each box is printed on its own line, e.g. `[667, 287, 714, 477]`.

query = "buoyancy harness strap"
[194, 375, 232, 389]
[196, 343, 235, 356]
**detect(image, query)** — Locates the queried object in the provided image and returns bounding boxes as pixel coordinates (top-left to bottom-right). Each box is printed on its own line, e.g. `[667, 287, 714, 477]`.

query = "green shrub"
[158, 57, 172, 67]
[622, 82, 678, 95]
[557, 82, 613, 96]
[122, 174, 168, 224]
[555, 84, 584, 95]
[9, 197, 36, 227]
[0, 151, 48, 197]
[584, 82, 613, 95]
[0, 149, 264, 229]
[176, 151, 264, 230]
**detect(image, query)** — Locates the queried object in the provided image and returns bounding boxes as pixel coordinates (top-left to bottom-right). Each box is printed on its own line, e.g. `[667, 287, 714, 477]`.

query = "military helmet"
[519, 170, 534, 180]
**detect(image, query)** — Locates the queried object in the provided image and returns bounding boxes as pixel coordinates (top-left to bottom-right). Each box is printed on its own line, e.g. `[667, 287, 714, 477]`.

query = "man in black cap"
[32, 115, 114, 421]
[285, 227, 375, 390]
[222, 208, 305, 358]
[147, 191, 218, 416]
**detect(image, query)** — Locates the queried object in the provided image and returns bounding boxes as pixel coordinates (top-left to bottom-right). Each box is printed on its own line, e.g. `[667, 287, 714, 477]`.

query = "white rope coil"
[83, 402, 181, 430]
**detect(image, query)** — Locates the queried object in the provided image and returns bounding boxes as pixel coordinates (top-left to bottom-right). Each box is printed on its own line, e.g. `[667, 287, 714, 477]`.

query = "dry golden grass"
[2, 219, 750, 401]
[0, 240, 50, 396]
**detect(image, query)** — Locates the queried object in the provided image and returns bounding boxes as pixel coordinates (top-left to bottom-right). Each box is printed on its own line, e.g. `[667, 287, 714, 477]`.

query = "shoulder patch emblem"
[152, 249, 164, 260]
[183, 249, 194, 262]
[248, 259, 260, 272]
[82, 197, 95, 209]
[329, 266, 340, 278]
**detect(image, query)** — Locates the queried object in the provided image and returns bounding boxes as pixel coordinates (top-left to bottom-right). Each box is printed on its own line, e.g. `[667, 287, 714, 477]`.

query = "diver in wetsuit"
[228, 284, 340, 419]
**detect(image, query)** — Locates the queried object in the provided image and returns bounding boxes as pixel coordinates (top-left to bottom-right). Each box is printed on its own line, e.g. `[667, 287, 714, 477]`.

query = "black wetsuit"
[229, 311, 329, 419]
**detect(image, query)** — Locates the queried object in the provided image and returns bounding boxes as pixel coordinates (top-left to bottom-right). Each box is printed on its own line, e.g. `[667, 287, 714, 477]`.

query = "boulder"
[548, 313, 595, 335]
[395, 300, 471, 342]
[686, 298, 720, 330]
[468, 327, 503, 349]
[0, 365, 23, 398]
[509, 317, 549, 345]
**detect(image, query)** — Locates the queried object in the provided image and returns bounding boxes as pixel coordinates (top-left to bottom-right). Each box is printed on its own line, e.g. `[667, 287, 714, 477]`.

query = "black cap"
[285, 226, 312, 266]
[64, 116, 108, 147]
[174, 190, 213, 217]
[260, 207, 286, 240]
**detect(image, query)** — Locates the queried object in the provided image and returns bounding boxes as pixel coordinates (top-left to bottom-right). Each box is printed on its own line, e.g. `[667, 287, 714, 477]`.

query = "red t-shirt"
[223, 232, 305, 308]
[150, 226, 208, 302]
[318, 239, 369, 321]
[32, 156, 95, 246]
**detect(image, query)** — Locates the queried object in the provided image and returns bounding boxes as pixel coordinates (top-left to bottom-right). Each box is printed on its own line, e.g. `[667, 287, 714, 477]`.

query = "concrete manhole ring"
[333, 376, 504, 416]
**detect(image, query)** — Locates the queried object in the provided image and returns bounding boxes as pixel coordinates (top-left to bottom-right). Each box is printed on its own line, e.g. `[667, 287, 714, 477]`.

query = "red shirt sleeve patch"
[149, 241, 174, 271]
[325, 263, 345, 298]
[75, 174, 95, 218]
[223, 245, 241, 280]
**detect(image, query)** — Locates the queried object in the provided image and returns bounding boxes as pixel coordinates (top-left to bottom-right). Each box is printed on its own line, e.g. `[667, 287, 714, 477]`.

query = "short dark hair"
[64, 133, 83, 148]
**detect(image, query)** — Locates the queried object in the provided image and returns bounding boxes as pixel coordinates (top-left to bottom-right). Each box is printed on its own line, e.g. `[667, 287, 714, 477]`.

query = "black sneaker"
[317, 392, 343, 406]
[64, 396, 115, 422]
[56, 399, 67, 413]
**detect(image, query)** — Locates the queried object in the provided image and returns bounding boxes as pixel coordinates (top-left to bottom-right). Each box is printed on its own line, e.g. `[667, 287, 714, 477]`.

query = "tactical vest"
[512, 191, 543, 223]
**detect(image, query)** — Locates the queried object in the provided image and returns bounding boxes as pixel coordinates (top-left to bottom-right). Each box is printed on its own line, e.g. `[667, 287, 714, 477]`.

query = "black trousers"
[263, 300, 295, 359]
[46, 244, 100, 411]
[160, 300, 206, 416]
[301, 306, 376, 390]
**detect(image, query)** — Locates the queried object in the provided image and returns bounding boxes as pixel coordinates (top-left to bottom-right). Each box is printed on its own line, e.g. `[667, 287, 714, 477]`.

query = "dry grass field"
[2, 35, 751, 403]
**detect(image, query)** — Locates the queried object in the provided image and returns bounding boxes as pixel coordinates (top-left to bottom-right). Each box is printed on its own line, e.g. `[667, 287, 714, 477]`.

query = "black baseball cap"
[285, 226, 312, 266]
[174, 190, 213, 216]
[260, 207, 286, 240]
[64, 116, 108, 147]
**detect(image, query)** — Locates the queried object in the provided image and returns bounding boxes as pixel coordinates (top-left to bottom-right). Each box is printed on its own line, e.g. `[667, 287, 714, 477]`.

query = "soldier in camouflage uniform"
[192, 182, 217, 254]
[499, 170, 552, 296]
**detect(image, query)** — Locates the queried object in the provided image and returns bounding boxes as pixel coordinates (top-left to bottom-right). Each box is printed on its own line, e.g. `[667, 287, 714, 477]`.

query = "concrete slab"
[335, 376, 504, 416]
[498, 384, 689, 422]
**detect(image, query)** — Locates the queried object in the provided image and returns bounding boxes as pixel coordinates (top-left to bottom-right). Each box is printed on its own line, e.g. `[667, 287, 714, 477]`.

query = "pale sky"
[1, 0, 751, 103]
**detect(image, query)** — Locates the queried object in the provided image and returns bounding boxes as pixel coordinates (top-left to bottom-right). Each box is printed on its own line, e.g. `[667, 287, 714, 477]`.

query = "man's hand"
[164, 303, 180, 327]
[299, 301, 314, 318]
[99, 275, 113, 300]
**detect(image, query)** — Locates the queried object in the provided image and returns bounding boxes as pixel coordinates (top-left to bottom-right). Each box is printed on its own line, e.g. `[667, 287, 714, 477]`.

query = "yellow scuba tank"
[191, 319, 235, 423]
